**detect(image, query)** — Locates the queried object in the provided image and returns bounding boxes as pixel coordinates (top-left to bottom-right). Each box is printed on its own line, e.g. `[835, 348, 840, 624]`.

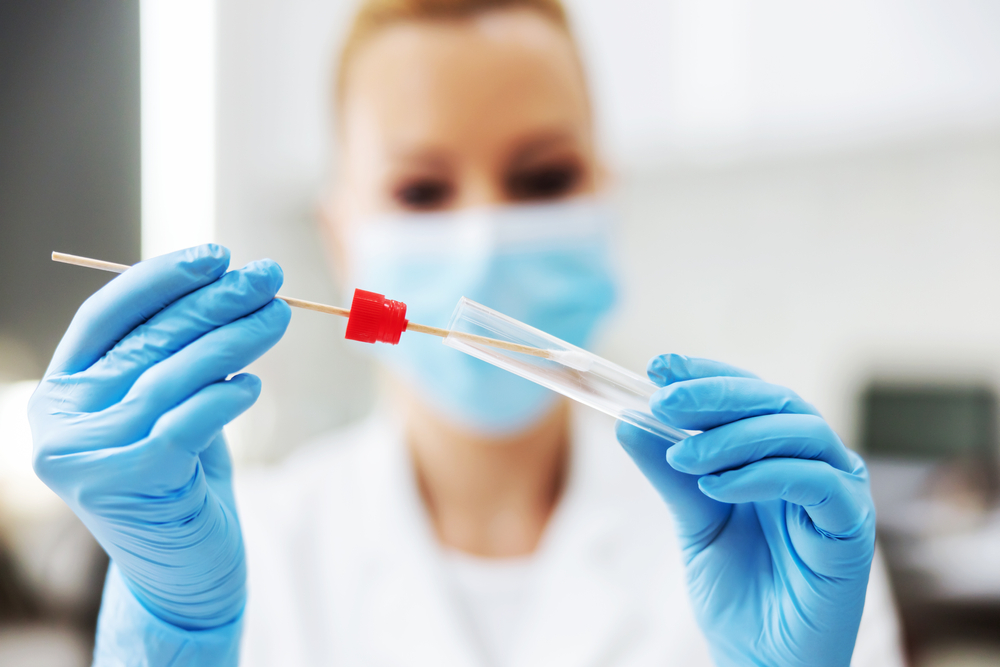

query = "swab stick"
[51, 252, 553, 360]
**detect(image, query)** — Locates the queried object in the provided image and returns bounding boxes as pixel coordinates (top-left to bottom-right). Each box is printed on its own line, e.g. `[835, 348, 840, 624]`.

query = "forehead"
[340, 10, 591, 156]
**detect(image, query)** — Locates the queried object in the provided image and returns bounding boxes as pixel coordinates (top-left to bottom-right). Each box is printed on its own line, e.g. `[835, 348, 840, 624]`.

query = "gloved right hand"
[617, 355, 875, 667]
[29, 245, 290, 630]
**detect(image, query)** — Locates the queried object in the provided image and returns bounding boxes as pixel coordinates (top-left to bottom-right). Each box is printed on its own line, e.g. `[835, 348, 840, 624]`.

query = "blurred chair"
[0, 503, 104, 667]
[0, 380, 106, 666]
[861, 383, 1000, 662]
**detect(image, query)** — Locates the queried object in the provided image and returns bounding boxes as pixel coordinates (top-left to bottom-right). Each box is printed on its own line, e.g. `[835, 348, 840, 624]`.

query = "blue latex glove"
[616, 354, 875, 667]
[29, 245, 290, 631]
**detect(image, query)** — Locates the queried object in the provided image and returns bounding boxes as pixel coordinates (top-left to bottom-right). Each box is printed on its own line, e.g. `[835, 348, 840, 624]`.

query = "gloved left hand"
[617, 354, 875, 667]
[29, 246, 290, 632]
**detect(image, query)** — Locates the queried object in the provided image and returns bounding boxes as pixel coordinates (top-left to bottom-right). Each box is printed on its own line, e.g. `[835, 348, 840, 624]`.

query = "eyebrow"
[387, 149, 453, 172]
[386, 129, 581, 171]
[506, 130, 580, 168]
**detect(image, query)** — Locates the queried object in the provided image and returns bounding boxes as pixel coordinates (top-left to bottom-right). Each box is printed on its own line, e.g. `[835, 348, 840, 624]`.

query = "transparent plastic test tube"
[444, 297, 689, 443]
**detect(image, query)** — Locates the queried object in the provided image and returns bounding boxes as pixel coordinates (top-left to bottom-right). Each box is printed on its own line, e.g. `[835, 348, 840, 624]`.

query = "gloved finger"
[667, 413, 854, 475]
[616, 421, 732, 550]
[32, 301, 288, 457]
[67, 260, 283, 413]
[121, 300, 290, 432]
[698, 458, 872, 538]
[148, 374, 261, 455]
[39, 376, 259, 486]
[647, 354, 758, 387]
[48, 245, 230, 376]
[651, 376, 821, 431]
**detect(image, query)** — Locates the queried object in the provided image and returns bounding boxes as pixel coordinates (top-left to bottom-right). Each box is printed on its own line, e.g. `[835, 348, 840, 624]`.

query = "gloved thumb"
[140, 373, 261, 492]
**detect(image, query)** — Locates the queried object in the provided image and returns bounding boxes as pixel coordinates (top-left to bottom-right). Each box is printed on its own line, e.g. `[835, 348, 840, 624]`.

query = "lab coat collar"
[335, 408, 633, 667]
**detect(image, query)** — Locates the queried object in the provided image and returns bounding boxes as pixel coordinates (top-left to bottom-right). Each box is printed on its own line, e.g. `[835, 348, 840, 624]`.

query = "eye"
[505, 163, 582, 201]
[394, 179, 453, 210]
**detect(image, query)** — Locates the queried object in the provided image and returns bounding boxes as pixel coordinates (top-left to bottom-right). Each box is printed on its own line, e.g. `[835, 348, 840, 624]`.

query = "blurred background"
[1, 0, 999, 665]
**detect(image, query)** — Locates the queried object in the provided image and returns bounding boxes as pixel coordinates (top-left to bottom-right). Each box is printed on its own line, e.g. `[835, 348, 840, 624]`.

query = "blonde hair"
[336, 0, 572, 107]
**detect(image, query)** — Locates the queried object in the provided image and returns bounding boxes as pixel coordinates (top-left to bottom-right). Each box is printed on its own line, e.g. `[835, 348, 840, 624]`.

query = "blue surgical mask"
[345, 199, 618, 434]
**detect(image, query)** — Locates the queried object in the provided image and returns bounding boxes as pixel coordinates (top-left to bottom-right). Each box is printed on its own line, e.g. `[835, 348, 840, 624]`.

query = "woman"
[29, 0, 904, 665]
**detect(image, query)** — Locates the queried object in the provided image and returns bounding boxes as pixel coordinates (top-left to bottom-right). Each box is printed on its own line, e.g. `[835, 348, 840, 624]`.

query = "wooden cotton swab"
[51, 251, 555, 360]
[50, 253, 352, 318]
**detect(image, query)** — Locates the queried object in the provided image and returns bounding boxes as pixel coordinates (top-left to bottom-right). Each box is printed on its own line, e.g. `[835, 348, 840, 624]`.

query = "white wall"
[571, 0, 1000, 164]
[215, 0, 370, 462]
[208, 0, 1000, 461]
[606, 131, 1000, 446]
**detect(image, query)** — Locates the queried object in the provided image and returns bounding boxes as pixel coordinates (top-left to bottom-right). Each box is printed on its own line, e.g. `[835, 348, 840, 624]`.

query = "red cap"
[345, 289, 409, 345]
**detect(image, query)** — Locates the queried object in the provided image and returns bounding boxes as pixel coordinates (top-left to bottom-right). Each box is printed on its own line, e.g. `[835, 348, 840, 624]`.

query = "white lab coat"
[235, 408, 905, 667]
